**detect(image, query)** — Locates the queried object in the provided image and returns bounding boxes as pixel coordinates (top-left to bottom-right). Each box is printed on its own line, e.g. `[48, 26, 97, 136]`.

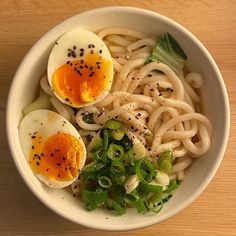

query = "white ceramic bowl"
[7, 7, 230, 231]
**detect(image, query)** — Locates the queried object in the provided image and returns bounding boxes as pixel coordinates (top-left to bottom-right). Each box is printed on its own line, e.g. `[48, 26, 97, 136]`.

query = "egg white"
[19, 109, 86, 188]
[47, 28, 113, 108]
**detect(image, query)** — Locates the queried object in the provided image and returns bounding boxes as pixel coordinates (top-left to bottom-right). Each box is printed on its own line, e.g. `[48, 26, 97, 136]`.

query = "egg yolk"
[29, 133, 84, 181]
[52, 53, 112, 106]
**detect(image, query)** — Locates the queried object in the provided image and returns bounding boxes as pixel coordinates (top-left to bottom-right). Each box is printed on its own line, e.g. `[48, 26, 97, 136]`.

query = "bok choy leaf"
[145, 33, 187, 74]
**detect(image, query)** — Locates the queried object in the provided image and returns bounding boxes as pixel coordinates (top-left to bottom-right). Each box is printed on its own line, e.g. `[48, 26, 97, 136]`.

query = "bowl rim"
[6, 6, 230, 231]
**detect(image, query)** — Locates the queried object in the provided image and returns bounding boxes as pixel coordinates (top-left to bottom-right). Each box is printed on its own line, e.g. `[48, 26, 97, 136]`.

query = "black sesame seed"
[36, 162, 40, 166]
[31, 135, 36, 139]
[68, 52, 71, 57]
[90, 50, 94, 54]
[65, 98, 70, 101]
[77, 70, 82, 76]
[66, 61, 70, 65]
[73, 45, 76, 50]
[71, 51, 76, 58]
[50, 153, 54, 157]
[32, 145, 34, 150]
[135, 128, 138, 132]
[99, 49, 102, 53]
[147, 74, 152, 77]
[89, 72, 95, 77]
[57, 163, 61, 166]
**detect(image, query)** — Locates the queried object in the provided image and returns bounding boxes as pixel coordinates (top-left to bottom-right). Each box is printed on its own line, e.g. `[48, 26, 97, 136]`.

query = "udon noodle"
[40, 27, 212, 183]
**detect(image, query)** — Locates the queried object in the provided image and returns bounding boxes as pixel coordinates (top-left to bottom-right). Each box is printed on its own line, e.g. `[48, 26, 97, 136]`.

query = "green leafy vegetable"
[145, 33, 187, 74]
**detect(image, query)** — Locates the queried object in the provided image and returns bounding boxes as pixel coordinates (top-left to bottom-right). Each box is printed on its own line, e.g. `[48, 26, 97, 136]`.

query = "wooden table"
[0, 1, 236, 235]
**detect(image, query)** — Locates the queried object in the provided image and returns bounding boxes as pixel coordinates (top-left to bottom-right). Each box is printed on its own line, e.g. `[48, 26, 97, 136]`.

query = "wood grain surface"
[0, 0, 236, 235]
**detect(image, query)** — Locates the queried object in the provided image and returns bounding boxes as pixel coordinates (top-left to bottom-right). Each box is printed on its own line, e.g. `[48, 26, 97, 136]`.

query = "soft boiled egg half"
[47, 28, 113, 108]
[19, 109, 86, 188]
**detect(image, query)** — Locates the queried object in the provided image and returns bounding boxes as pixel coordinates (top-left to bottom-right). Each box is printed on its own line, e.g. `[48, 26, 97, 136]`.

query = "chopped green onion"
[162, 194, 173, 203]
[133, 142, 146, 159]
[93, 150, 103, 161]
[158, 150, 173, 174]
[164, 179, 180, 193]
[98, 176, 112, 188]
[112, 128, 125, 140]
[135, 158, 156, 183]
[120, 135, 133, 151]
[135, 199, 147, 213]
[104, 119, 122, 130]
[124, 148, 135, 160]
[145, 33, 187, 75]
[138, 182, 163, 194]
[112, 185, 125, 205]
[112, 175, 126, 185]
[83, 113, 95, 124]
[102, 129, 109, 150]
[82, 162, 105, 173]
[82, 189, 108, 205]
[152, 200, 163, 213]
[82, 176, 97, 190]
[90, 135, 103, 152]
[106, 199, 126, 215]
[111, 160, 125, 175]
[145, 192, 163, 213]
[107, 143, 124, 160]
[85, 202, 99, 211]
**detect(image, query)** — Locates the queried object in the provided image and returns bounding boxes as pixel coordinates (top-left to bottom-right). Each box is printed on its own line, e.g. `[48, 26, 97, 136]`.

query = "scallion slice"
[107, 143, 124, 160]
[104, 119, 122, 130]
[98, 176, 112, 188]
[82, 189, 108, 205]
